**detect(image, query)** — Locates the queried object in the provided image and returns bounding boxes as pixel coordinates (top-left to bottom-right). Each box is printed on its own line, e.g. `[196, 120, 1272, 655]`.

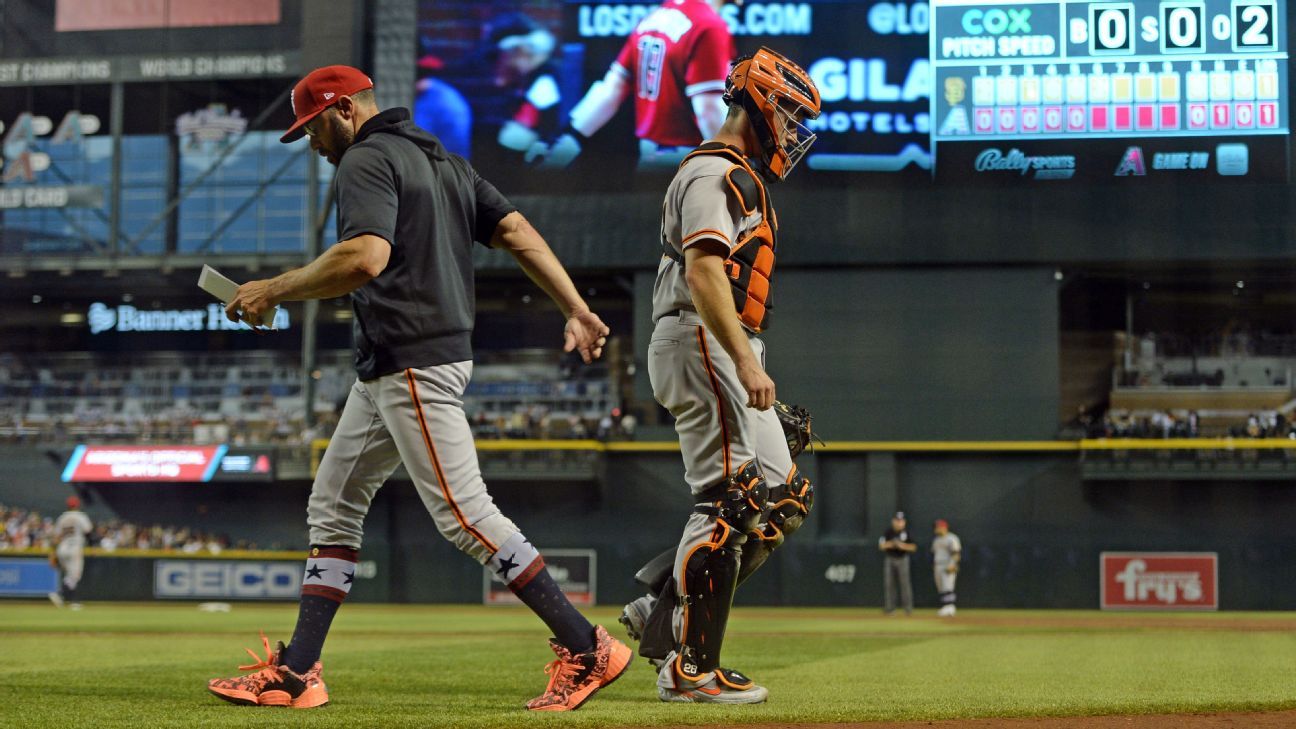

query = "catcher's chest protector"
[680, 143, 779, 333]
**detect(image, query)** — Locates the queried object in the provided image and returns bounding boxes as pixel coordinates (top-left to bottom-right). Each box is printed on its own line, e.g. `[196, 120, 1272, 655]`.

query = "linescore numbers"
[1072, 0, 1279, 54]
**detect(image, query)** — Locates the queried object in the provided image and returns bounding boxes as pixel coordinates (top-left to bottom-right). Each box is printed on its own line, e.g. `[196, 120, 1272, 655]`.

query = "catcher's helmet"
[723, 47, 820, 181]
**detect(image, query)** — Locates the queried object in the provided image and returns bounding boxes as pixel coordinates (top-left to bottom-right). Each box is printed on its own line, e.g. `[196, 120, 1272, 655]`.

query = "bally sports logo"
[1100, 552, 1218, 611]
[974, 148, 1075, 179]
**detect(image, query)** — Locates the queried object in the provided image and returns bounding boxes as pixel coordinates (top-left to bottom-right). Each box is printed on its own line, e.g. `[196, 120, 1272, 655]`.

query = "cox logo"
[961, 7, 1032, 34]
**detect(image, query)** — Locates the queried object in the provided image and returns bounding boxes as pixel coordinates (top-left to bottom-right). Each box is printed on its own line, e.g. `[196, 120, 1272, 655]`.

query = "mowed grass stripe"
[1, 604, 1295, 729]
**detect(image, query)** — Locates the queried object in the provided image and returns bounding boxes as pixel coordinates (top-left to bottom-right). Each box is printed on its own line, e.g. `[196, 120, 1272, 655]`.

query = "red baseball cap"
[66, 495, 81, 510]
[281, 65, 374, 143]
[934, 519, 949, 529]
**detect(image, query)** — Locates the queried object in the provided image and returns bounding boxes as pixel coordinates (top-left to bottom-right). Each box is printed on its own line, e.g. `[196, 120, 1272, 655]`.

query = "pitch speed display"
[931, 0, 1289, 182]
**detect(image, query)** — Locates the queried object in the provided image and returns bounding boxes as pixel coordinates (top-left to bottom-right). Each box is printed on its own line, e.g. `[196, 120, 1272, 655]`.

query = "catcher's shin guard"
[738, 466, 814, 584]
[676, 460, 767, 678]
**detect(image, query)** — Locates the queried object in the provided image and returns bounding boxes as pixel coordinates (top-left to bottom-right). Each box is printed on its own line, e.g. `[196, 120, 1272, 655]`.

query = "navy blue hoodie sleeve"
[336, 146, 399, 245]
[470, 168, 518, 247]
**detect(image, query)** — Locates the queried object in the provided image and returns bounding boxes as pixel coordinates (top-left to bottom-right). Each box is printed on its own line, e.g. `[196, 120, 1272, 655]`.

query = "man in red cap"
[209, 65, 629, 712]
[50, 495, 92, 609]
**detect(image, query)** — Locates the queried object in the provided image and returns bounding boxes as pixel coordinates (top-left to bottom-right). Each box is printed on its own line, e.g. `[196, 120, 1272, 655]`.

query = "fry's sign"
[1100, 552, 1218, 611]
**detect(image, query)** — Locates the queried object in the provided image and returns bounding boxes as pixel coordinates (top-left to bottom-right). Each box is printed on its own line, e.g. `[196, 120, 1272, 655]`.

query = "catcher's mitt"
[772, 400, 822, 459]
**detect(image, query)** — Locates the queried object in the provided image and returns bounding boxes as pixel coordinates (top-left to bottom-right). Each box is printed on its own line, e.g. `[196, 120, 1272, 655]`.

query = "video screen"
[414, 0, 932, 190]
[415, 0, 1289, 188]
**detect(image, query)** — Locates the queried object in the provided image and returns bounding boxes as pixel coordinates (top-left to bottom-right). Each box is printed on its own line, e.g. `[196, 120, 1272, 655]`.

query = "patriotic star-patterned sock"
[282, 545, 358, 674]
[489, 532, 595, 655]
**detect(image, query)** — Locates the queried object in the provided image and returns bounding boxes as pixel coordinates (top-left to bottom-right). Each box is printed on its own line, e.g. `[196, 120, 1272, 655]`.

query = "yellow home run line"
[318, 438, 1296, 454]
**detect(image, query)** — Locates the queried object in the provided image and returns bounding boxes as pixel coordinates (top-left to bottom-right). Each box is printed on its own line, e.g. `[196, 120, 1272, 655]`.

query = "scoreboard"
[931, 0, 1289, 181]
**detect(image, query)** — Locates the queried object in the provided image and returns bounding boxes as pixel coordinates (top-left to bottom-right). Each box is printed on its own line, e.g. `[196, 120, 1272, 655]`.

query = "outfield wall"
[4, 443, 1294, 610]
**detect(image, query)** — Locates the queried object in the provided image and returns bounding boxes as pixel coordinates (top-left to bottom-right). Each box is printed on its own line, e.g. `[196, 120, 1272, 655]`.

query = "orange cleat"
[525, 625, 632, 711]
[206, 632, 329, 709]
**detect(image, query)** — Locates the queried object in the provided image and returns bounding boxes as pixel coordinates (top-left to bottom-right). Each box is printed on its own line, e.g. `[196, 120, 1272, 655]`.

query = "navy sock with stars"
[281, 545, 358, 674]
[489, 532, 595, 655]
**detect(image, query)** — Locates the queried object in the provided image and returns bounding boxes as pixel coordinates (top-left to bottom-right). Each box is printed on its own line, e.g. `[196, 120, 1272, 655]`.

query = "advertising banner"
[0, 558, 60, 596]
[62, 445, 226, 483]
[1100, 552, 1218, 610]
[154, 560, 302, 600]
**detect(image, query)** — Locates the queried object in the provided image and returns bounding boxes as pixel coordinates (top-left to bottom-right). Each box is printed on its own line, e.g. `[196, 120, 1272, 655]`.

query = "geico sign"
[154, 560, 301, 599]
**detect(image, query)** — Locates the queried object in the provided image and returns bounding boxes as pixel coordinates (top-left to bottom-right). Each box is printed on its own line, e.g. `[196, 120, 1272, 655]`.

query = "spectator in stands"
[597, 411, 615, 440]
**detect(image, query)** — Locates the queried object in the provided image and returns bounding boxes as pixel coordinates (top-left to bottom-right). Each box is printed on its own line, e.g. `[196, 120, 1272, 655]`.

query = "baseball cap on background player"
[723, 47, 821, 181]
[934, 519, 949, 529]
[893, 511, 905, 521]
[66, 495, 80, 510]
[280, 65, 374, 143]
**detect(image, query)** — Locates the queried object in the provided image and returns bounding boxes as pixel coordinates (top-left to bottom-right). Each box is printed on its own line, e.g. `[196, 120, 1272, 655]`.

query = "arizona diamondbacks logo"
[1114, 147, 1146, 176]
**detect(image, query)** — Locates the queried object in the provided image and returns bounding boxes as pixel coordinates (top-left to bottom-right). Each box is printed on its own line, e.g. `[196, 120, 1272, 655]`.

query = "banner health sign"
[1100, 552, 1218, 610]
[87, 302, 289, 334]
[154, 560, 302, 600]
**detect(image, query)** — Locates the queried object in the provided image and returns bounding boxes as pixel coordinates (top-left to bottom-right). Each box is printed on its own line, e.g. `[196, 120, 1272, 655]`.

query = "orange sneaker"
[525, 625, 632, 711]
[206, 632, 329, 709]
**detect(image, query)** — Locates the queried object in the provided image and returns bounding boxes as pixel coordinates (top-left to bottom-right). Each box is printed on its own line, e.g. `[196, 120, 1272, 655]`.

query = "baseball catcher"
[628, 47, 821, 704]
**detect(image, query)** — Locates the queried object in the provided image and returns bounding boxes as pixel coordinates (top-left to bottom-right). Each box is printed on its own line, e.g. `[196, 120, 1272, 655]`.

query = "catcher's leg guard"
[675, 460, 767, 678]
[738, 466, 814, 584]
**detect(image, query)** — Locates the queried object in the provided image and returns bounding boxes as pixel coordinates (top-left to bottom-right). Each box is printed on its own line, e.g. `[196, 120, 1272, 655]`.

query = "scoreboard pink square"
[1066, 106, 1086, 132]
[1187, 103, 1208, 130]
[1258, 102, 1278, 128]
[996, 107, 1017, 133]
[1113, 106, 1132, 132]
[1043, 106, 1064, 132]
[1211, 103, 1231, 129]
[1135, 105, 1155, 131]
[1158, 104, 1179, 130]
[1234, 102, 1255, 128]
[1020, 107, 1041, 133]
[1089, 106, 1109, 131]
[974, 108, 994, 134]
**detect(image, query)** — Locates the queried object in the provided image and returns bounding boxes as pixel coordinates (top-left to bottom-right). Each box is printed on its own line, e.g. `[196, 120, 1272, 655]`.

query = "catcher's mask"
[723, 47, 821, 181]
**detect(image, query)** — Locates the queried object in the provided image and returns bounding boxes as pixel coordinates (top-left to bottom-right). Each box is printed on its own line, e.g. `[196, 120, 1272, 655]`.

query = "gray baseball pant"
[307, 362, 520, 564]
[648, 312, 795, 651]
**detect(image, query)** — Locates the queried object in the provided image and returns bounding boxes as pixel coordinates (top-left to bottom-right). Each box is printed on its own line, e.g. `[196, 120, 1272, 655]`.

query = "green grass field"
[2, 602, 1295, 728]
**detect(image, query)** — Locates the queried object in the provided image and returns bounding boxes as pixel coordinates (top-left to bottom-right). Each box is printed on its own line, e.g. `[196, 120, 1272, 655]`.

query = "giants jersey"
[612, 0, 734, 147]
[651, 154, 765, 322]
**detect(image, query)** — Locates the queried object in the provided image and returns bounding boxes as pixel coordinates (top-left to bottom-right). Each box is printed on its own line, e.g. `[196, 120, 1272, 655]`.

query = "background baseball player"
[879, 511, 916, 616]
[49, 495, 92, 609]
[932, 518, 962, 616]
[533, 0, 734, 169]
[630, 47, 820, 704]
[206, 65, 629, 712]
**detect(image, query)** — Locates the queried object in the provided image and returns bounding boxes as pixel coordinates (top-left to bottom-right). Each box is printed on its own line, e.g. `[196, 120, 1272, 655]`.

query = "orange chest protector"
[668, 143, 779, 333]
